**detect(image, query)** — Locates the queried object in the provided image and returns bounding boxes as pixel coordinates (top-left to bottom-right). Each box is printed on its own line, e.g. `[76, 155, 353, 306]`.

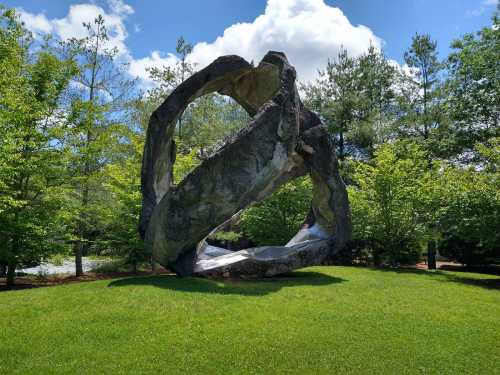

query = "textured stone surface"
[140, 51, 352, 277]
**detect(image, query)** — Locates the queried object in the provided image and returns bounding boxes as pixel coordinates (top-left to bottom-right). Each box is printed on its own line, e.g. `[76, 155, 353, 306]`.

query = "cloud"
[17, 0, 385, 86]
[132, 0, 384, 85]
[467, 0, 498, 17]
[108, 0, 134, 16]
[16, 0, 164, 86]
[16, 0, 167, 87]
[128, 51, 179, 82]
[187, 0, 382, 82]
[17, 0, 133, 55]
[17, 9, 53, 34]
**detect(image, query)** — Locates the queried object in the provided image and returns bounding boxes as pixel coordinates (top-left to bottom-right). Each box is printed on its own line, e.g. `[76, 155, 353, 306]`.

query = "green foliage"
[0, 9, 75, 283]
[59, 15, 138, 274]
[445, 9, 500, 155]
[241, 177, 312, 246]
[100, 138, 146, 270]
[399, 33, 452, 159]
[302, 45, 396, 159]
[90, 258, 129, 274]
[210, 230, 242, 243]
[47, 253, 68, 267]
[404, 34, 441, 96]
[437, 140, 500, 265]
[181, 94, 249, 152]
[146, 36, 195, 113]
[348, 143, 431, 265]
[349, 138, 500, 266]
[173, 147, 199, 183]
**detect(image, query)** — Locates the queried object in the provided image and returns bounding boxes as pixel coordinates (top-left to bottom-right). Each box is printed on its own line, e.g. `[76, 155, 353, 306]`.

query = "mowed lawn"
[0, 267, 499, 375]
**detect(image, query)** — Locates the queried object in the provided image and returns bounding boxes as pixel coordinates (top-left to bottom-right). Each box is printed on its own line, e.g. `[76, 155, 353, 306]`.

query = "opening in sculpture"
[139, 51, 352, 278]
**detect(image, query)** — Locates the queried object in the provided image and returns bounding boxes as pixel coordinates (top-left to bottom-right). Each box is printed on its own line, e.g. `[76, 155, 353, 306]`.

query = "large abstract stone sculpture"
[139, 51, 352, 278]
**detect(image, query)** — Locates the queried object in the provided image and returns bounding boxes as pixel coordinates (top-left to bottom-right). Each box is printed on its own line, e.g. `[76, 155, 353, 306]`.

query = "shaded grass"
[368, 266, 500, 290]
[0, 266, 499, 374]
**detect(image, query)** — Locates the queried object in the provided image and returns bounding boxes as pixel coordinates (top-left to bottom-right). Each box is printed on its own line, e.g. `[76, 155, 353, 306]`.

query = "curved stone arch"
[140, 51, 352, 277]
[139, 53, 288, 237]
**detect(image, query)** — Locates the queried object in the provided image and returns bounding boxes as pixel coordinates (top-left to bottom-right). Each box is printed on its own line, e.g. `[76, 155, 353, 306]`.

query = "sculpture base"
[194, 238, 335, 279]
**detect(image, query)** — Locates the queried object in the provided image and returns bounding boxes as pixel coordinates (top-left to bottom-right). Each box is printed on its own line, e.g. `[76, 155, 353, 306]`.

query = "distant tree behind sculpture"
[60, 15, 136, 276]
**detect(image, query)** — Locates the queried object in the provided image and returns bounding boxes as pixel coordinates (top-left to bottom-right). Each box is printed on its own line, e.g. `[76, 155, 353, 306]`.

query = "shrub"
[348, 142, 428, 266]
[240, 177, 312, 246]
[439, 234, 499, 266]
[437, 145, 500, 266]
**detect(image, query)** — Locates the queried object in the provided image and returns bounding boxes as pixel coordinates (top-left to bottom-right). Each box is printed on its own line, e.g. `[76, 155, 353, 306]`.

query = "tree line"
[0, 5, 498, 285]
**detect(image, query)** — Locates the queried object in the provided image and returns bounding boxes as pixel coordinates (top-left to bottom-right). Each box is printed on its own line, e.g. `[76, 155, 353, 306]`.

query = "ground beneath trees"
[2, 261, 497, 292]
[0, 266, 499, 375]
[0, 270, 171, 291]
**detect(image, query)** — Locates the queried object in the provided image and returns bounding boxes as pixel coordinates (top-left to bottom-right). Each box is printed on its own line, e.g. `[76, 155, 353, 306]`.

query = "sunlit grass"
[0, 266, 498, 374]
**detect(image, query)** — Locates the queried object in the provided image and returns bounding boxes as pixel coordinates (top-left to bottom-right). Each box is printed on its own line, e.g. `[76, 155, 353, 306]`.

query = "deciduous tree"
[0, 8, 75, 285]
[61, 15, 135, 275]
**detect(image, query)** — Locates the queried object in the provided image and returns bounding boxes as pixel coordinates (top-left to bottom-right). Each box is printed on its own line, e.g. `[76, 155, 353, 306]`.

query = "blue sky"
[5, 0, 497, 84]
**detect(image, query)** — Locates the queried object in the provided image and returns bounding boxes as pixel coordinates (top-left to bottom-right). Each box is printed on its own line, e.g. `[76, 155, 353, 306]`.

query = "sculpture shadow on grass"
[107, 270, 346, 296]
[367, 267, 500, 291]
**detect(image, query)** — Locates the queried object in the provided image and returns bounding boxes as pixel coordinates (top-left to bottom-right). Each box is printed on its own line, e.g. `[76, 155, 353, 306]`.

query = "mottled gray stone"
[140, 51, 352, 278]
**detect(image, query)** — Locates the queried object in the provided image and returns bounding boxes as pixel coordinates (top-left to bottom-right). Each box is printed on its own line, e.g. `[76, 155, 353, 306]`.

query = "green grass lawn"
[1, 267, 499, 375]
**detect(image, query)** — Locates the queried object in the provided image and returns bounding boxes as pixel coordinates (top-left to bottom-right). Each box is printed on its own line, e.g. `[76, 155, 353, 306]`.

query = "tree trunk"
[150, 256, 156, 273]
[427, 240, 436, 270]
[0, 264, 6, 278]
[6, 261, 16, 287]
[373, 250, 382, 267]
[338, 131, 345, 160]
[75, 242, 84, 276]
[74, 26, 99, 278]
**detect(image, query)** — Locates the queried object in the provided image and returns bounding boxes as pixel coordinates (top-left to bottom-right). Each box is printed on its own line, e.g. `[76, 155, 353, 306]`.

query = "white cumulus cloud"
[17, 0, 385, 86]
[187, 0, 382, 82]
[107, 0, 134, 16]
[17, 9, 53, 34]
[16, 0, 168, 86]
[17, 0, 133, 55]
[128, 51, 179, 82]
